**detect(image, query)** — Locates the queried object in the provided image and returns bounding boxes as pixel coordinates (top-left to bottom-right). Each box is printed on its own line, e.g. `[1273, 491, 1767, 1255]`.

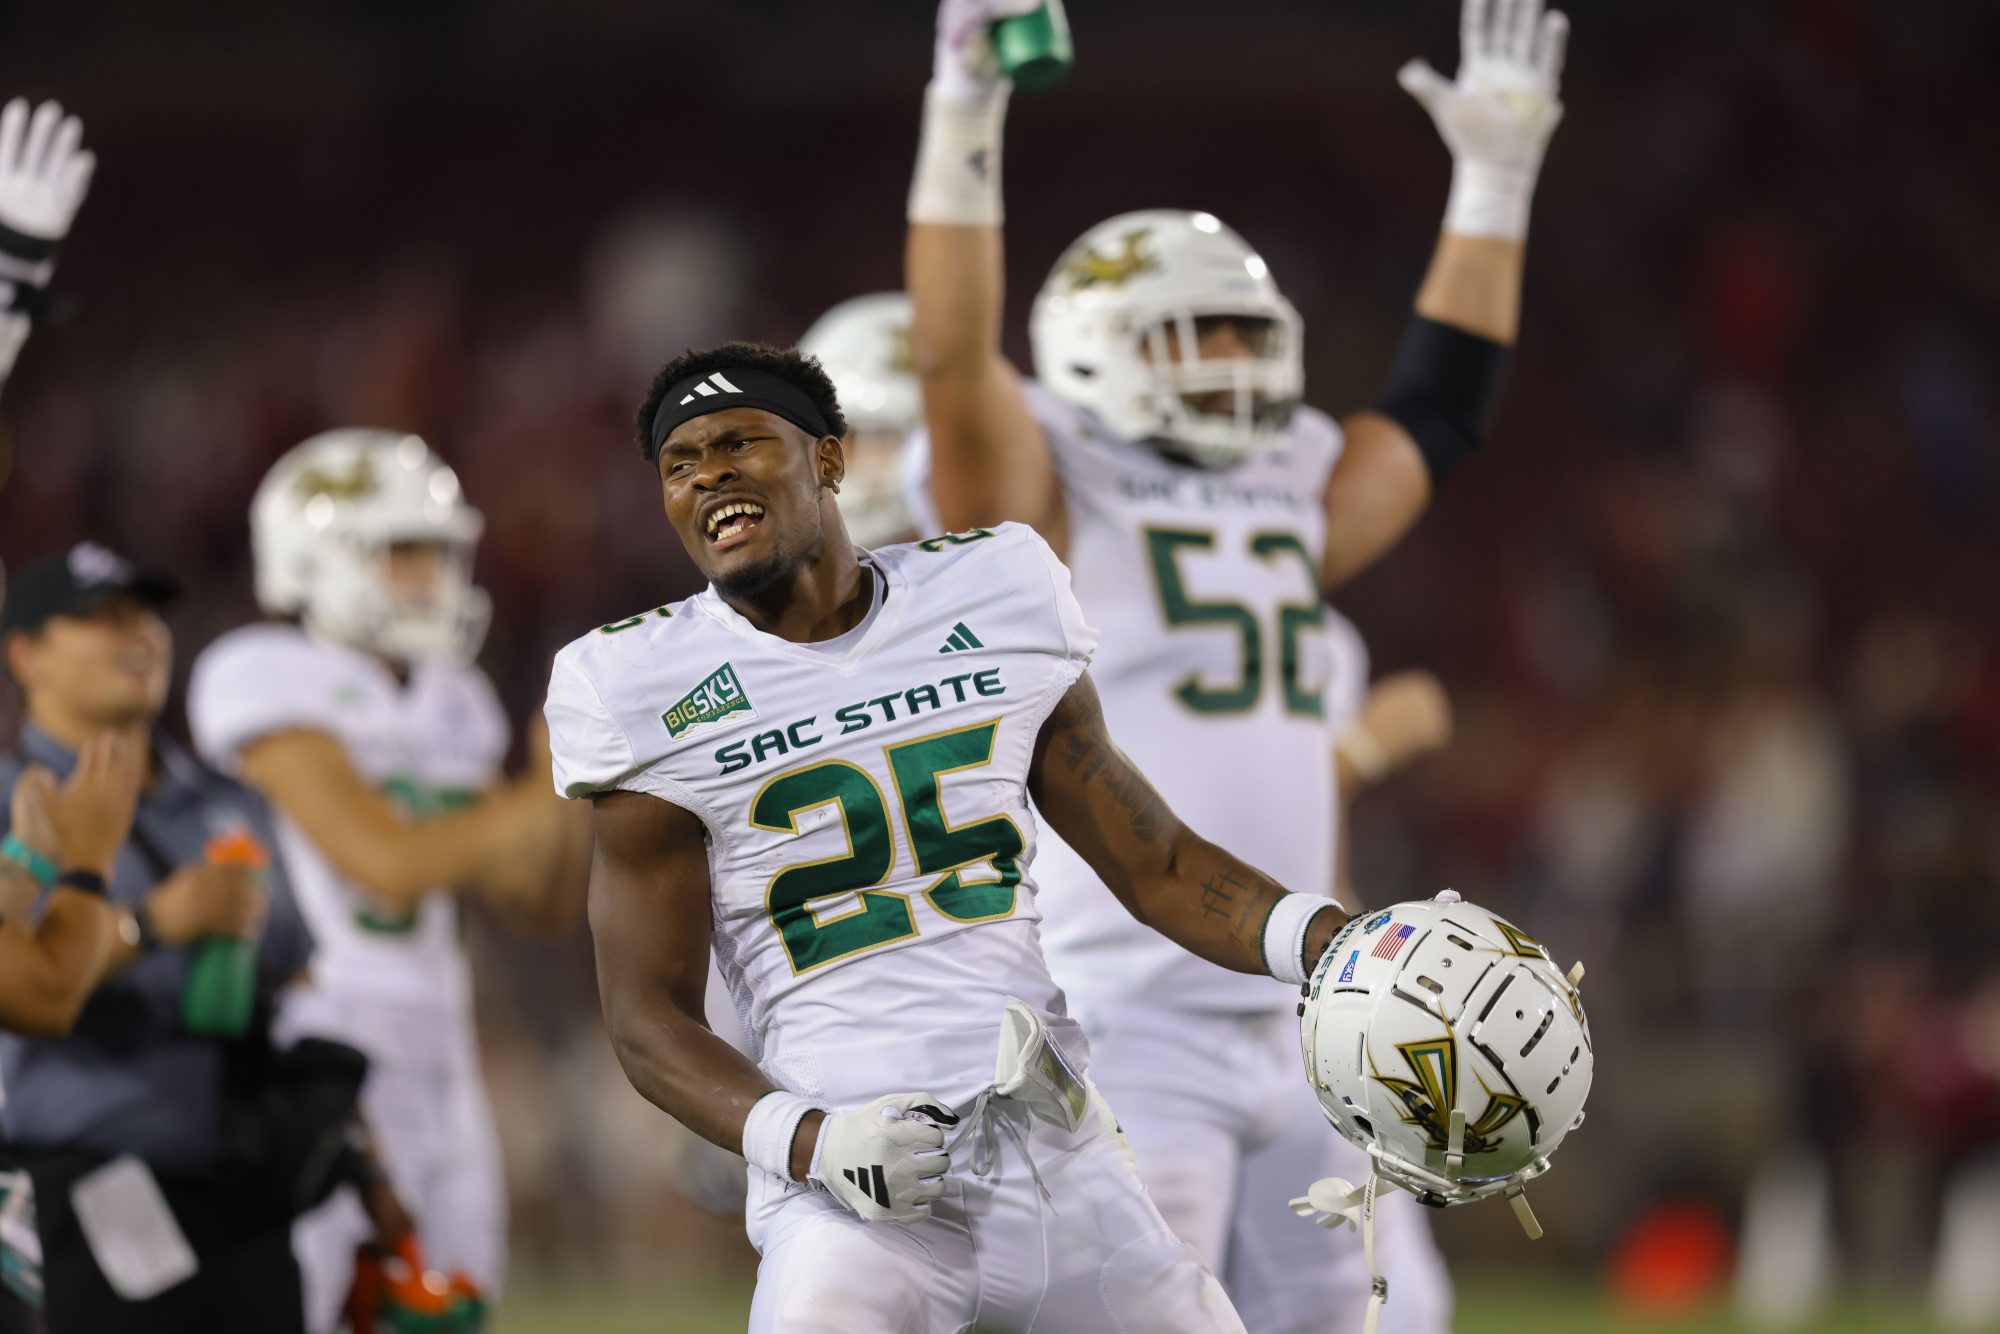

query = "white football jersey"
[188, 624, 510, 1038]
[545, 523, 1097, 1111]
[907, 383, 1348, 1015]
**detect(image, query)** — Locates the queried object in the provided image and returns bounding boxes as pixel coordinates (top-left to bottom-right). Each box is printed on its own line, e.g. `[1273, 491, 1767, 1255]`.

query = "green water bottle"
[994, 0, 1074, 94]
[181, 829, 265, 1037]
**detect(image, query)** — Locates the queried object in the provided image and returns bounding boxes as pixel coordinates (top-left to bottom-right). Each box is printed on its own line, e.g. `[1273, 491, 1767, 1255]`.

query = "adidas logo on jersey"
[841, 1164, 891, 1209]
[937, 621, 983, 654]
[677, 372, 743, 405]
[662, 662, 755, 738]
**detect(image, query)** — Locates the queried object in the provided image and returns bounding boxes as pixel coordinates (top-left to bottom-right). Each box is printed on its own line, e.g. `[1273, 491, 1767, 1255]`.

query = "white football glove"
[809, 1092, 958, 1225]
[932, 0, 1043, 105]
[1398, 0, 1568, 240]
[0, 98, 94, 388]
[0, 99, 95, 270]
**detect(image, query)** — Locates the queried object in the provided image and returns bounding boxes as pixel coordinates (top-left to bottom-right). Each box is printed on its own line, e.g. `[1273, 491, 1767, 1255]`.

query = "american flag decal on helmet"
[1372, 923, 1415, 961]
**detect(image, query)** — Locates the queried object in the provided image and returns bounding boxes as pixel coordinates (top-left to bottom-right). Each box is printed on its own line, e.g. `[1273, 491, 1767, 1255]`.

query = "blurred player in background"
[800, 293, 922, 549]
[186, 430, 589, 1333]
[905, 0, 1569, 1326]
[680, 293, 926, 1218]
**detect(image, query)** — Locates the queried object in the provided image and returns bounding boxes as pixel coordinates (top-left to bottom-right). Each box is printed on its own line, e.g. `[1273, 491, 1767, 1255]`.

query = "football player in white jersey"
[903, 0, 1570, 1327]
[186, 429, 589, 1333]
[680, 293, 928, 1217]
[547, 341, 1361, 1333]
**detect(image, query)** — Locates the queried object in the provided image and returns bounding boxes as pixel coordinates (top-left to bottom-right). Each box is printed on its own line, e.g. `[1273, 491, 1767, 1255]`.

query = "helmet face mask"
[1133, 310, 1301, 465]
[1300, 897, 1593, 1212]
[252, 430, 491, 666]
[1031, 210, 1305, 470]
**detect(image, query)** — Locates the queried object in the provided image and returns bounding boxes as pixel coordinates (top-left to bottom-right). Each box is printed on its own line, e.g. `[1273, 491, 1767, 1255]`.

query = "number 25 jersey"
[544, 523, 1098, 1111]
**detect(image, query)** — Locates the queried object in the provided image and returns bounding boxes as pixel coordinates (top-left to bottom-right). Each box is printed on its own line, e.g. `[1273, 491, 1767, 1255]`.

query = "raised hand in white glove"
[809, 1092, 959, 1224]
[1398, 0, 1568, 240]
[932, 0, 1043, 106]
[0, 99, 95, 274]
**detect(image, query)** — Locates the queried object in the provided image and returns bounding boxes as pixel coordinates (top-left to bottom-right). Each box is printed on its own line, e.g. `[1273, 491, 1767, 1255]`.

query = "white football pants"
[745, 1089, 1246, 1333]
[1075, 1003, 1454, 1334]
[292, 1021, 507, 1334]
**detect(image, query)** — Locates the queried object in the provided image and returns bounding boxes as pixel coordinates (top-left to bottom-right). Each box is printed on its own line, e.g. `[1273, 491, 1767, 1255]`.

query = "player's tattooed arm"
[1030, 673, 1348, 977]
[588, 791, 820, 1177]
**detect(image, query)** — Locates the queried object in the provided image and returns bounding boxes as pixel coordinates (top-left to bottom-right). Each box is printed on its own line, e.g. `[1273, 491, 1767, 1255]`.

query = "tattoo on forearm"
[1057, 729, 1170, 846]
[1198, 871, 1246, 922]
[1197, 866, 1280, 949]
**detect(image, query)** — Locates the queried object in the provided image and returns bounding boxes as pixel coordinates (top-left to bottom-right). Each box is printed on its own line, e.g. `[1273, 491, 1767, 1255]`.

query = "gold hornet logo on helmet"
[1371, 1034, 1528, 1158]
[293, 457, 378, 501]
[1063, 228, 1159, 291]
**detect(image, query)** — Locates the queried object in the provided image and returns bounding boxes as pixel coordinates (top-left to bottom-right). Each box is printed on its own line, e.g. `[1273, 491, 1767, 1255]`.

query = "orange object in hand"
[346, 1234, 488, 1332]
[204, 829, 269, 868]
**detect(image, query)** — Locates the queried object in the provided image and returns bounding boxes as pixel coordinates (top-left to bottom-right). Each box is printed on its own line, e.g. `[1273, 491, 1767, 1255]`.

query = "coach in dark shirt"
[0, 544, 317, 1334]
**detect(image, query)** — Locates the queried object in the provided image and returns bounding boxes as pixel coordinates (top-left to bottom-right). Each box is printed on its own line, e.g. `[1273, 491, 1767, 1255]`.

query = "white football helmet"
[250, 429, 490, 665]
[1029, 209, 1304, 469]
[800, 293, 921, 548]
[1300, 892, 1592, 1220]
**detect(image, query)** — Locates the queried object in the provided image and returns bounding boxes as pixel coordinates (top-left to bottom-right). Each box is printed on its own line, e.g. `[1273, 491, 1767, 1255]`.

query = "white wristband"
[1263, 894, 1345, 987]
[908, 82, 1008, 227]
[740, 1089, 818, 1182]
[1442, 159, 1538, 242]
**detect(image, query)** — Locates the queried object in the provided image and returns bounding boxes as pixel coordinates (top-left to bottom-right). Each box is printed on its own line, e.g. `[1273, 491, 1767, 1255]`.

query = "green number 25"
[749, 720, 1024, 975]
[1144, 527, 1325, 718]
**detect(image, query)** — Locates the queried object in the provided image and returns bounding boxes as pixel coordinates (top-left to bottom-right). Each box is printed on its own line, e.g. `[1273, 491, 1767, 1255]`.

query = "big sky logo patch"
[663, 663, 754, 738]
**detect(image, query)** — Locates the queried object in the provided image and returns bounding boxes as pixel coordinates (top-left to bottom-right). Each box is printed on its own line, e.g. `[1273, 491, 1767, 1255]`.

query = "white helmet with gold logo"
[1299, 892, 1592, 1227]
[250, 429, 490, 664]
[800, 292, 920, 548]
[1029, 209, 1303, 469]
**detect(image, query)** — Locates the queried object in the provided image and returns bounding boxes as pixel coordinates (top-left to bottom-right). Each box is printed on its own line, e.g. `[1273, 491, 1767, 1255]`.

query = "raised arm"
[0, 98, 95, 402]
[1323, 0, 1568, 589]
[905, 0, 1067, 550]
[1029, 673, 1347, 983]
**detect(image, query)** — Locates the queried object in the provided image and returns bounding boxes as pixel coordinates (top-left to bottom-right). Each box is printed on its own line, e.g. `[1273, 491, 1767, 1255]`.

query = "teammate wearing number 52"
[905, 0, 1571, 1327]
[547, 342, 1358, 1332]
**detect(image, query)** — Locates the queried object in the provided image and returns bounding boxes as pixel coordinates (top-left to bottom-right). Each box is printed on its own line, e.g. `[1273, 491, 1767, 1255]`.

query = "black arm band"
[0, 221, 59, 264]
[1, 278, 53, 322]
[1372, 315, 1509, 487]
[56, 869, 109, 898]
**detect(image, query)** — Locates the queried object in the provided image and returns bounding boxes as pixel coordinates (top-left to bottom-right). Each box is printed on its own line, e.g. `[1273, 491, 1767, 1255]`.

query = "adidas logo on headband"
[678, 372, 743, 405]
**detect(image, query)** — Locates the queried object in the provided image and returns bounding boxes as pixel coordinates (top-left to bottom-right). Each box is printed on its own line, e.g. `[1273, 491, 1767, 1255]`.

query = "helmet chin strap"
[1290, 1172, 1389, 1334]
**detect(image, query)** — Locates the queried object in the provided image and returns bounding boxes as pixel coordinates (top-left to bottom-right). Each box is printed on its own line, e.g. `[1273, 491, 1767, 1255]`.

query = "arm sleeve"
[187, 631, 345, 774]
[544, 653, 640, 799]
[1015, 523, 1099, 671]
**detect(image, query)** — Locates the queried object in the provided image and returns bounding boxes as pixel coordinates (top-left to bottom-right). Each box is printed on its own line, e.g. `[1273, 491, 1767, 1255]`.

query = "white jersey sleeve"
[545, 651, 643, 799]
[188, 624, 356, 773]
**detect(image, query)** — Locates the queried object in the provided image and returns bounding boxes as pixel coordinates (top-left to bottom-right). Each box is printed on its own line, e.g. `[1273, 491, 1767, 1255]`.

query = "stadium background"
[3, 0, 1997, 1329]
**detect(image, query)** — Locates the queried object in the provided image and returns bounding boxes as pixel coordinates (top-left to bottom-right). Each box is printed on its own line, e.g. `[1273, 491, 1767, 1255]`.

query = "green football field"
[495, 1271, 1952, 1333]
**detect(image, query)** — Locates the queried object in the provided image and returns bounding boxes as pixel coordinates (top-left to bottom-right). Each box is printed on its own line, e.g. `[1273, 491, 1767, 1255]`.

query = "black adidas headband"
[648, 366, 835, 458]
